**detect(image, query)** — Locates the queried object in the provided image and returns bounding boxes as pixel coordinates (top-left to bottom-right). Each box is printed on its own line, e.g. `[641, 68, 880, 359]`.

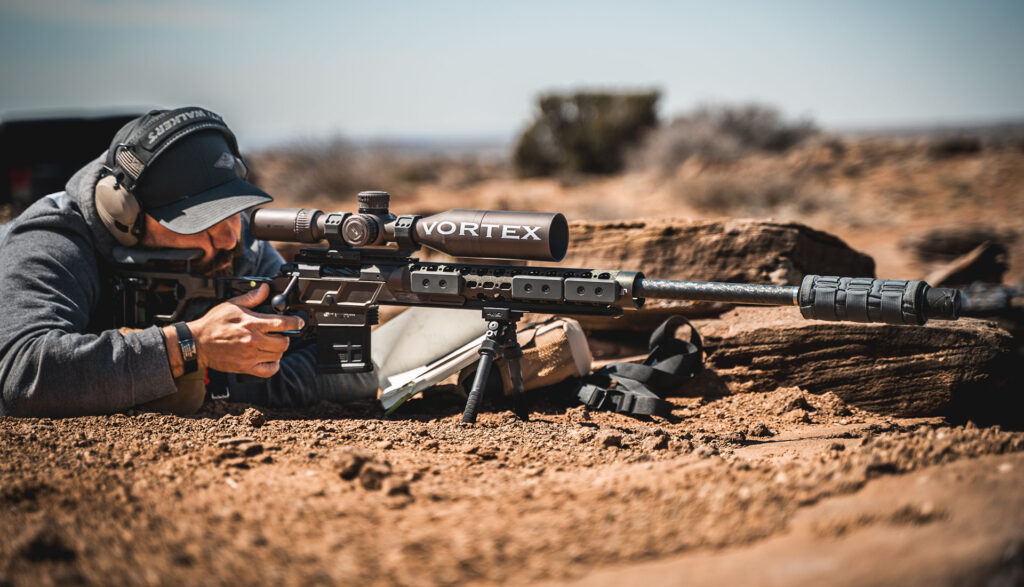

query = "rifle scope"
[250, 191, 569, 262]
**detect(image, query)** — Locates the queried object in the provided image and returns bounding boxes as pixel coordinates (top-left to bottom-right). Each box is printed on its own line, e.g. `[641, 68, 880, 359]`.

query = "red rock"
[695, 306, 1015, 417]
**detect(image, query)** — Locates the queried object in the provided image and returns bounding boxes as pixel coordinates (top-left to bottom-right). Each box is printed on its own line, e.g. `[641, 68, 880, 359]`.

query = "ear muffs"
[95, 175, 145, 247]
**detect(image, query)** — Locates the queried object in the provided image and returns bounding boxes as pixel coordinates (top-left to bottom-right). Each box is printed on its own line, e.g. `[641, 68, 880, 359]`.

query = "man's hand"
[167, 284, 305, 378]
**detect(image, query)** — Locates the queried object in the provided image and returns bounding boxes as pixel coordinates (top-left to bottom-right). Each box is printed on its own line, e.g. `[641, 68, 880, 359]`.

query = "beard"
[195, 240, 244, 276]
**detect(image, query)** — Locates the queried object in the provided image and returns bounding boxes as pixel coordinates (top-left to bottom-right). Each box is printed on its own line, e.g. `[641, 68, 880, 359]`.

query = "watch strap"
[172, 322, 199, 374]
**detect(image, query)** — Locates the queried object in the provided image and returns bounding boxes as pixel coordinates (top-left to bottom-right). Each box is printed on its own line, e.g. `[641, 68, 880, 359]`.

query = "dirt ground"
[2, 389, 1023, 586]
[2, 136, 1024, 585]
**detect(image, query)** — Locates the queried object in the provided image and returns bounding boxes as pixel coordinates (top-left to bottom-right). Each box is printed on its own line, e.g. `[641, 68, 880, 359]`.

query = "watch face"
[181, 339, 197, 362]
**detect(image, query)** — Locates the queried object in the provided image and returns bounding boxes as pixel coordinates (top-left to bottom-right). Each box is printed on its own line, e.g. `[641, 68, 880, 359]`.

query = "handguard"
[798, 275, 961, 325]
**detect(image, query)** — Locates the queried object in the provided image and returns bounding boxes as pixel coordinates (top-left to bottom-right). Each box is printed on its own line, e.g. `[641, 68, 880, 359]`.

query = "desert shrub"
[674, 172, 824, 216]
[514, 90, 660, 177]
[927, 135, 982, 158]
[632, 103, 818, 174]
[631, 115, 744, 169]
[714, 103, 816, 151]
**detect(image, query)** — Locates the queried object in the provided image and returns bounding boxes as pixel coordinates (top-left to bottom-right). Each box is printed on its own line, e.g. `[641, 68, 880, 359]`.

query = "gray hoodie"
[0, 157, 377, 417]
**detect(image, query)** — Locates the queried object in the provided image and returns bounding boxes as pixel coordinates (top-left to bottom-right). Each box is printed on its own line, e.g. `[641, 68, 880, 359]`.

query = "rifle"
[113, 191, 962, 423]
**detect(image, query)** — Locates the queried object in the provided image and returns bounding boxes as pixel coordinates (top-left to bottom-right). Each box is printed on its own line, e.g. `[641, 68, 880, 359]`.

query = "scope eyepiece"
[249, 208, 325, 243]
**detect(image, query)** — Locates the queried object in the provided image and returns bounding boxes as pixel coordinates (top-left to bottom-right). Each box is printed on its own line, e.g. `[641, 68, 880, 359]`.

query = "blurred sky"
[1, 0, 1022, 148]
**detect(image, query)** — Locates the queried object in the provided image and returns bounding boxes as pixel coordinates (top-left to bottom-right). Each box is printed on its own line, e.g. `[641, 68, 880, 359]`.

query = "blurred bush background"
[513, 91, 660, 176]
[629, 103, 818, 173]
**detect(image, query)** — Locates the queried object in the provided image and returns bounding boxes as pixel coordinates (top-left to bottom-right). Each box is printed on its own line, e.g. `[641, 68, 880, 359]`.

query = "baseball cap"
[106, 107, 273, 235]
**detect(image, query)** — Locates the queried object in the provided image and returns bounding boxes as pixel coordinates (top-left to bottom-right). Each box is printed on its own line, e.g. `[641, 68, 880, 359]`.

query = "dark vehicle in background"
[0, 111, 142, 212]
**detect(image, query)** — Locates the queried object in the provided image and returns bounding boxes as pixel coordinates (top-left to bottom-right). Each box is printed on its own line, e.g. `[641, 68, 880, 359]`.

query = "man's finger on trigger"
[231, 283, 269, 308]
[258, 316, 293, 332]
[257, 315, 304, 334]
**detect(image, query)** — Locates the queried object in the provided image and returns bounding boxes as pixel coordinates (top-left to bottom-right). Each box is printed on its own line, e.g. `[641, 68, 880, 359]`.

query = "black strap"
[173, 321, 199, 375]
[577, 315, 703, 417]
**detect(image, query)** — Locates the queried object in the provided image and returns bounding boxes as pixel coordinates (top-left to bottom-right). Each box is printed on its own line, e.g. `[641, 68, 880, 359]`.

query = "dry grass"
[247, 138, 507, 209]
[629, 103, 818, 174]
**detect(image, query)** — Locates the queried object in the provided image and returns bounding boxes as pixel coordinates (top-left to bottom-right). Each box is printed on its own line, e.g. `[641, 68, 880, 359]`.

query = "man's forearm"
[161, 325, 185, 379]
[0, 328, 179, 417]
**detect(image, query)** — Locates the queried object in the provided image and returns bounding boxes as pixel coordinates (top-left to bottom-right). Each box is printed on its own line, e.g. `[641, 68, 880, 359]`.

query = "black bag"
[576, 316, 703, 417]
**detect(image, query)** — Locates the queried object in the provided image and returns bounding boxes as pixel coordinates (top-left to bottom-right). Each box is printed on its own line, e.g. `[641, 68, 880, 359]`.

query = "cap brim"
[147, 178, 273, 234]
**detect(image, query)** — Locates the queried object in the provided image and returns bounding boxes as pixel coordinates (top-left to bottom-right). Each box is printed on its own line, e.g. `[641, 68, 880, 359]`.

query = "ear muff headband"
[104, 107, 245, 193]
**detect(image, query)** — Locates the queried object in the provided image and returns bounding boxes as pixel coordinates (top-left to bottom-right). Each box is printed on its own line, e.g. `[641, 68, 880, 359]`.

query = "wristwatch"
[172, 322, 199, 374]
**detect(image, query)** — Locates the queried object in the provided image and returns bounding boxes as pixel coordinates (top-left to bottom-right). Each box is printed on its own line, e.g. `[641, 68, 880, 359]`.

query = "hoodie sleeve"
[0, 211, 178, 417]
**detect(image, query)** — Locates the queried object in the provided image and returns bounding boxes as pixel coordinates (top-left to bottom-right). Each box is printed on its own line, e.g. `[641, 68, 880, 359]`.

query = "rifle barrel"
[635, 275, 961, 325]
[635, 279, 799, 306]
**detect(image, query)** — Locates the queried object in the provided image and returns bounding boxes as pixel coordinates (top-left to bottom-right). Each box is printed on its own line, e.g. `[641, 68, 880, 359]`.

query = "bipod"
[461, 308, 529, 424]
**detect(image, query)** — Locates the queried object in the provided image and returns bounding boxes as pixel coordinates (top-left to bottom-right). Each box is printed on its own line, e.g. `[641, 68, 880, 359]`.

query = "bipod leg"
[461, 309, 524, 424]
[499, 329, 529, 421]
[461, 337, 498, 424]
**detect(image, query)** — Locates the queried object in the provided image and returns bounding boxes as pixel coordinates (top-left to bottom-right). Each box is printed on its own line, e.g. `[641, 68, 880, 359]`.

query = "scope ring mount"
[393, 214, 420, 254]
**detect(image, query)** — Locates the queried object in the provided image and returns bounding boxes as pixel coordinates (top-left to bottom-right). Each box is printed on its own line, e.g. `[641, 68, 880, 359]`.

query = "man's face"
[139, 213, 243, 275]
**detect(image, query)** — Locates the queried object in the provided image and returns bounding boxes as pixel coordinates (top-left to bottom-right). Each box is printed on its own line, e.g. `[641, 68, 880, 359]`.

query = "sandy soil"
[2, 388, 1022, 586]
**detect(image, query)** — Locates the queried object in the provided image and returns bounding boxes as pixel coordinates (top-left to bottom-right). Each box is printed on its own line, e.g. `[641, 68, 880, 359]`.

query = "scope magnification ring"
[293, 208, 321, 242]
